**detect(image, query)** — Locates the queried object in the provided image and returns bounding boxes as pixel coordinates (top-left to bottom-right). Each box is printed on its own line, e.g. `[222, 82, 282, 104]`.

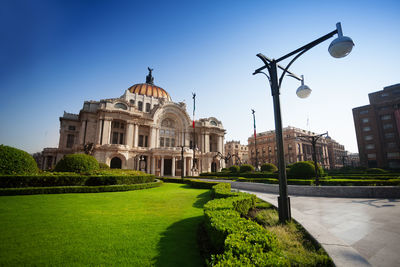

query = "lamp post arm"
[276, 29, 337, 63]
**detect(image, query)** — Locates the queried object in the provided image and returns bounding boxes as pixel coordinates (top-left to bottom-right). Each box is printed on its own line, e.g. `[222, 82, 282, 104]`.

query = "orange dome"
[128, 83, 171, 101]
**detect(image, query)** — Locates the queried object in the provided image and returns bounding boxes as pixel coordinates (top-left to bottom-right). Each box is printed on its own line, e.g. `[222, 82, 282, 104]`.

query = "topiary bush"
[0, 145, 39, 175]
[54, 154, 99, 173]
[99, 163, 110, 169]
[239, 164, 254, 173]
[260, 163, 278, 172]
[229, 165, 240, 173]
[287, 161, 315, 179]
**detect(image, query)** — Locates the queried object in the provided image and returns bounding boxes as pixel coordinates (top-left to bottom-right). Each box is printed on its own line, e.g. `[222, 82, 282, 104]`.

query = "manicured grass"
[0, 183, 210, 266]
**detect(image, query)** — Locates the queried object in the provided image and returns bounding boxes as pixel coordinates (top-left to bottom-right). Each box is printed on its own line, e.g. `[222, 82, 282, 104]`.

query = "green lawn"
[0, 183, 210, 266]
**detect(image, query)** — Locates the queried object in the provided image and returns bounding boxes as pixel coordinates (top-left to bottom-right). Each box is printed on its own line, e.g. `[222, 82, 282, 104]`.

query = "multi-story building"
[41, 69, 226, 176]
[247, 126, 331, 169]
[326, 137, 347, 169]
[347, 152, 360, 168]
[224, 141, 249, 167]
[353, 83, 400, 169]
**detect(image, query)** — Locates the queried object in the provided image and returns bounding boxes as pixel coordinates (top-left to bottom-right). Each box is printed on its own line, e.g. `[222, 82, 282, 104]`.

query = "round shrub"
[240, 164, 255, 173]
[260, 163, 278, 172]
[366, 168, 387, 174]
[287, 161, 315, 179]
[221, 168, 229, 172]
[229, 165, 240, 173]
[99, 163, 110, 169]
[0, 145, 39, 175]
[54, 154, 99, 173]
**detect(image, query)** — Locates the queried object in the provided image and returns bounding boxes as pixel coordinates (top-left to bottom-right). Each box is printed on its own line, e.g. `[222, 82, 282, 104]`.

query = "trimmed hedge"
[200, 172, 278, 179]
[239, 164, 255, 173]
[204, 183, 288, 266]
[0, 180, 163, 196]
[0, 145, 39, 175]
[158, 177, 220, 189]
[99, 163, 110, 169]
[236, 177, 400, 186]
[287, 161, 315, 179]
[0, 174, 156, 188]
[229, 165, 240, 173]
[261, 163, 278, 172]
[54, 154, 99, 173]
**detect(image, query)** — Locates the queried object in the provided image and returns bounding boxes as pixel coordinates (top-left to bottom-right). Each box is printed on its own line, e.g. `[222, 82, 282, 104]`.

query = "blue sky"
[1, 0, 399, 154]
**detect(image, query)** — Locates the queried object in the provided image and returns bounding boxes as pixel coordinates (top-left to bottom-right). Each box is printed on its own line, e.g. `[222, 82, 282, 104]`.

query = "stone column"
[160, 156, 164, 176]
[151, 156, 155, 175]
[189, 158, 193, 176]
[80, 120, 86, 144]
[97, 119, 103, 144]
[126, 123, 134, 147]
[156, 128, 160, 148]
[204, 133, 210, 153]
[136, 157, 140, 170]
[146, 156, 151, 174]
[172, 156, 176, 177]
[149, 127, 156, 148]
[217, 135, 223, 153]
[133, 124, 139, 147]
[102, 120, 112, 145]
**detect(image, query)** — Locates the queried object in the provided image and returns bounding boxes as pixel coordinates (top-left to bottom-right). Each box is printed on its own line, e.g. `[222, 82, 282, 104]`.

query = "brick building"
[247, 126, 332, 169]
[353, 83, 400, 169]
[326, 137, 347, 169]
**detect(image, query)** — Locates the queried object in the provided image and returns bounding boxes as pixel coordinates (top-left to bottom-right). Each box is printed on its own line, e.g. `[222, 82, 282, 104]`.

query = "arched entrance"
[110, 157, 122, 169]
[211, 162, 217, 172]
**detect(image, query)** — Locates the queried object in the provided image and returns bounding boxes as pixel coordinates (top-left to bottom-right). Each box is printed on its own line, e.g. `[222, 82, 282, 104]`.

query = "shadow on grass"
[154, 216, 205, 267]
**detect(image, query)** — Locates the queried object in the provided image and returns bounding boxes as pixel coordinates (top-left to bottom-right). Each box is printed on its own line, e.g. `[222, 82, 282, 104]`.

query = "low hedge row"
[158, 177, 220, 189]
[236, 177, 400, 186]
[200, 172, 279, 179]
[0, 174, 155, 188]
[0, 180, 163, 196]
[204, 183, 288, 266]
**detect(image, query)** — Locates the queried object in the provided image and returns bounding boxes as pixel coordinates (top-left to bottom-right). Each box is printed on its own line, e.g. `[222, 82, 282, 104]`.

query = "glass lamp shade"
[328, 36, 354, 58]
[296, 84, 312, 98]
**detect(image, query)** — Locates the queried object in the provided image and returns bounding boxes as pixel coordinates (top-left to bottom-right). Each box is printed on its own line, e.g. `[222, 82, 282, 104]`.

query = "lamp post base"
[278, 196, 291, 223]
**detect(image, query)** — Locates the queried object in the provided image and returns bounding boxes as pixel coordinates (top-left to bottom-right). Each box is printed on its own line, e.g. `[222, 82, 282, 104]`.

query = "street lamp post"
[251, 109, 258, 170]
[297, 132, 328, 186]
[253, 22, 354, 223]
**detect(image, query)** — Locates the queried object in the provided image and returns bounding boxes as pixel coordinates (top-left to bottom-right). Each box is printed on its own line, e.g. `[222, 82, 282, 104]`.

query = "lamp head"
[329, 22, 354, 58]
[296, 75, 312, 99]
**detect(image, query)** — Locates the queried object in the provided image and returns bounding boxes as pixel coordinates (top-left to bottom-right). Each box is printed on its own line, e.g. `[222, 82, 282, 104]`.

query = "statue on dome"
[146, 67, 154, 84]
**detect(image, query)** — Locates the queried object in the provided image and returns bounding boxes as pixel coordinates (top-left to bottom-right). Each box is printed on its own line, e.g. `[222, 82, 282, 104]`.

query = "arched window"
[159, 118, 177, 148]
[114, 103, 127, 110]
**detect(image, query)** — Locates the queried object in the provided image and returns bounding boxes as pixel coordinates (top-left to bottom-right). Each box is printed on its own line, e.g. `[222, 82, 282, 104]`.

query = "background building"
[326, 137, 347, 169]
[41, 69, 226, 176]
[353, 83, 400, 169]
[247, 126, 333, 169]
[224, 140, 248, 167]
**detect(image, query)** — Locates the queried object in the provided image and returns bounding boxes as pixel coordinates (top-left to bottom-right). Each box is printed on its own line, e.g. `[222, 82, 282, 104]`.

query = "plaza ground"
[241, 189, 400, 267]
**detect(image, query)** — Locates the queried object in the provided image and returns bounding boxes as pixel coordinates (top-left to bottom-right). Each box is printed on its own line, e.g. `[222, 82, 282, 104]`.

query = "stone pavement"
[239, 190, 400, 267]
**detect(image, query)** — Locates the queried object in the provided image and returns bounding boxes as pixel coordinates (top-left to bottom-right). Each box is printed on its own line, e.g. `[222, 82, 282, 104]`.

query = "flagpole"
[192, 92, 196, 171]
[252, 109, 258, 170]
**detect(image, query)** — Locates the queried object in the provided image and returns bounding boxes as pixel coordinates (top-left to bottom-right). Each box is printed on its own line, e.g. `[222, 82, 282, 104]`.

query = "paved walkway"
[239, 190, 400, 267]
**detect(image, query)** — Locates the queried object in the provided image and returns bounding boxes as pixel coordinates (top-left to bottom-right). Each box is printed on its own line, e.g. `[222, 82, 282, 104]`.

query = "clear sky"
[1, 0, 399, 154]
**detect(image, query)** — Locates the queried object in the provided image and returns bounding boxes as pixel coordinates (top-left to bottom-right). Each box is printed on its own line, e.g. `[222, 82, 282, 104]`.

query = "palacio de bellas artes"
[41, 68, 226, 176]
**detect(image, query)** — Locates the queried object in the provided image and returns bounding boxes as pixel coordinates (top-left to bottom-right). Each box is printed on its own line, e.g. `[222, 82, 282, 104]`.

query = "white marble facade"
[41, 71, 226, 176]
